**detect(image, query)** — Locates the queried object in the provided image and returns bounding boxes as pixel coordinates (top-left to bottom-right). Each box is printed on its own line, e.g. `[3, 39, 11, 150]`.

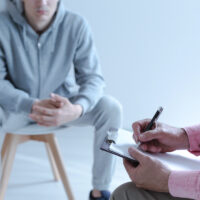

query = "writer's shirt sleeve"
[168, 171, 200, 200]
[72, 19, 105, 115]
[168, 124, 200, 199]
[184, 124, 200, 155]
[0, 43, 35, 114]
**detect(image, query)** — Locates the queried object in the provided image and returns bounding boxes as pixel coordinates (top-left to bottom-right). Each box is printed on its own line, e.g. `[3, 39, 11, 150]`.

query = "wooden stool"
[0, 130, 74, 200]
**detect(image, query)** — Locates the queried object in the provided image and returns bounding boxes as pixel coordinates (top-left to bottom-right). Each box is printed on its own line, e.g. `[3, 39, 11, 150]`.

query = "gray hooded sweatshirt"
[0, 0, 105, 115]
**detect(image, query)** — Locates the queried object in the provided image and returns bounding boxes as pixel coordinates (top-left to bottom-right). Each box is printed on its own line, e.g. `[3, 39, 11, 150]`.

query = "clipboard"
[100, 134, 139, 167]
[100, 129, 200, 171]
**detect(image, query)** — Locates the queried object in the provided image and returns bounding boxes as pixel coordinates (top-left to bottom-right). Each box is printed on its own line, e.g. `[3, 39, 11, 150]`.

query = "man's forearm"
[73, 78, 105, 114]
[0, 80, 35, 114]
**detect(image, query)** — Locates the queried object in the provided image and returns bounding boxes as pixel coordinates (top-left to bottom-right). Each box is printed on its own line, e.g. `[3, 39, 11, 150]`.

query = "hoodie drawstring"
[22, 27, 28, 51]
[49, 28, 57, 53]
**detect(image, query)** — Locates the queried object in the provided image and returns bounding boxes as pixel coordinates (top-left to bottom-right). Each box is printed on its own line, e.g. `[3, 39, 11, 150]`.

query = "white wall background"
[1, 0, 200, 129]
[65, 0, 200, 129]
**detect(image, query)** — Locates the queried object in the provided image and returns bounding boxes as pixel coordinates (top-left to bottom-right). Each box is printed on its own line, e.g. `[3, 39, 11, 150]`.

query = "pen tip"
[158, 106, 164, 112]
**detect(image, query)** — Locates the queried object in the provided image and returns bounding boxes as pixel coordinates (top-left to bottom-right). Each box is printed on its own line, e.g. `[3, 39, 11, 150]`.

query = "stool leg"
[0, 135, 19, 200]
[45, 134, 74, 200]
[1, 135, 10, 163]
[45, 143, 60, 181]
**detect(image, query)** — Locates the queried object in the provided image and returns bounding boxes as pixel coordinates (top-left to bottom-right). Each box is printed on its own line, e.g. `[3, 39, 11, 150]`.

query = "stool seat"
[11, 123, 68, 135]
[0, 125, 74, 200]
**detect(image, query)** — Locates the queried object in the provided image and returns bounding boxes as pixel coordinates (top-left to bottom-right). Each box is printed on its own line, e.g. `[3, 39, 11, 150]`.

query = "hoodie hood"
[6, 0, 66, 52]
[9, 0, 23, 13]
[7, 0, 65, 28]
[7, 0, 25, 26]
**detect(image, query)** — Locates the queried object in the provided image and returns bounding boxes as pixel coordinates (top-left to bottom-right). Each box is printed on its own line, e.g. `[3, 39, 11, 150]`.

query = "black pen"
[144, 106, 163, 132]
[137, 106, 163, 146]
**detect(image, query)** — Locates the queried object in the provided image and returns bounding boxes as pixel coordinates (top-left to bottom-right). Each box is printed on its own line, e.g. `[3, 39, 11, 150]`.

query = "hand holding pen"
[132, 107, 190, 153]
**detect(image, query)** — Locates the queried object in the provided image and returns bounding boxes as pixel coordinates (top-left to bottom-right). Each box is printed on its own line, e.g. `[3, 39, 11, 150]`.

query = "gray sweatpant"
[0, 95, 123, 190]
[110, 182, 192, 200]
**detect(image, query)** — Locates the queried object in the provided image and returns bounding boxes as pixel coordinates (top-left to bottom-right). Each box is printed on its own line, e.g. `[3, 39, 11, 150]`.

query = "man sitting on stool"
[0, 0, 123, 199]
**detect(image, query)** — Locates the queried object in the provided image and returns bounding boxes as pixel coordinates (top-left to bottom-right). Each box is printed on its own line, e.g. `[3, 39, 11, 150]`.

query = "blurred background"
[64, 0, 200, 129]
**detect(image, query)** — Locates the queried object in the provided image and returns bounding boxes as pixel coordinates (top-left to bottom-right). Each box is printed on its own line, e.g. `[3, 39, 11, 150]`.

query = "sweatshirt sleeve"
[73, 19, 105, 114]
[0, 44, 35, 114]
[168, 171, 200, 199]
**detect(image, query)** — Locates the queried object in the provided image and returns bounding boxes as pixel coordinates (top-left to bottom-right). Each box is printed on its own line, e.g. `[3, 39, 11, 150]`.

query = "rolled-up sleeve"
[169, 171, 200, 199]
[168, 124, 200, 199]
[184, 124, 200, 155]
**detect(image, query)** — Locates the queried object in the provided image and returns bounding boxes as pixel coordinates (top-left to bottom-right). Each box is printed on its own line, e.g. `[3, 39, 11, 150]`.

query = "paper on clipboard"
[102, 129, 200, 171]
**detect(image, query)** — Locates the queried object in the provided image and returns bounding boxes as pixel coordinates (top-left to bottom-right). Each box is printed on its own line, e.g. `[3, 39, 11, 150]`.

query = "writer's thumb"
[128, 147, 145, 162]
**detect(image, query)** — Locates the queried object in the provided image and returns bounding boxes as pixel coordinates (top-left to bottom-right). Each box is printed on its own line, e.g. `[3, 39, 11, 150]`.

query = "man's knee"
[96, 95, 123, 121]
[111, 182, 137, 200]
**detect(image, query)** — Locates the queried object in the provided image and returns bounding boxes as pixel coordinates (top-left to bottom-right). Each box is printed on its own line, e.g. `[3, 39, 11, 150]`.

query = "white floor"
[2, 126, 130, 200]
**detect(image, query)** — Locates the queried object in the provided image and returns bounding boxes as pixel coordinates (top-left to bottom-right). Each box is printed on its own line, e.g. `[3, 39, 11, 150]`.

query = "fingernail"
[139, 135, 145, 141]
[134, 135, 138, 143]
[128, 147, 134, 153]
[141, 144, 147, 151]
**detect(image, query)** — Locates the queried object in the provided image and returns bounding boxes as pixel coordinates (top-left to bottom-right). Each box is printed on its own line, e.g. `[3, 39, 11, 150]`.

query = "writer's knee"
[111, 182, 137, 200]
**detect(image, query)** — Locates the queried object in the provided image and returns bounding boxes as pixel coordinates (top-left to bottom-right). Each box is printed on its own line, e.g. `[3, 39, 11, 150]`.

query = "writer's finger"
[141, 143, 162, 153]
[123, 159, 137, 174]
[132, 119, 151, 141]
[128, 147, 147, 163]
[132, 122, 140, 141]
[139, 129, 161, 142]
[133, 134, 138, 143]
